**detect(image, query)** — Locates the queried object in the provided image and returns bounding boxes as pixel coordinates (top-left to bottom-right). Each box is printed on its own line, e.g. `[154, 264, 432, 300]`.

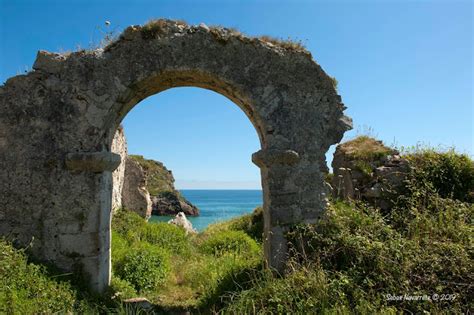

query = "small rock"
[168, 212, 197, 234]
[198, 22, 210, 32]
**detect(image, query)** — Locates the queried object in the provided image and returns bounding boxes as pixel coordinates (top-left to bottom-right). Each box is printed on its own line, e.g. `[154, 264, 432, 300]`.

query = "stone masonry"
[331, 137, 410, 210]
[0, 19, 351, 292]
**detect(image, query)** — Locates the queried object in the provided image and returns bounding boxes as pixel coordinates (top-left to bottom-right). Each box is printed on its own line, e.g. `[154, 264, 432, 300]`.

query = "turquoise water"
[149, 190, 263, 231]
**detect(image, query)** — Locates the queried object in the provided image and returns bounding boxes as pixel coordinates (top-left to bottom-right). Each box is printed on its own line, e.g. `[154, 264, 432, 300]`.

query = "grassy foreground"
[0, 146, 473, 314]
[110, 207, 263, 313]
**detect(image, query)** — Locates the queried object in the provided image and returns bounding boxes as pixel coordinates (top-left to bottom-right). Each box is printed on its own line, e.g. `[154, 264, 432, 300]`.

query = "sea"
[148, 189, 263, 231]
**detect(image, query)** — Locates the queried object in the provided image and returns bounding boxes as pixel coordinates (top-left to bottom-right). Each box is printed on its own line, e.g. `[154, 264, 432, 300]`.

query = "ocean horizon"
[149, 189, 263, 231]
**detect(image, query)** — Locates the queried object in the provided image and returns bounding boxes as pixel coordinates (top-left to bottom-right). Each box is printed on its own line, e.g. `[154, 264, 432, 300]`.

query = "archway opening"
[107, 86, 265, 307]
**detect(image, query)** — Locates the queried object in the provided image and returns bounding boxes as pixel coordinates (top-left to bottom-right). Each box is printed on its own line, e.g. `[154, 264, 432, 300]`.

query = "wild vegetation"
[111, 207, 263, 312]
[0, 239, 104, 314]
[0, 144, 472, 313]
[129, 155, 176, 196]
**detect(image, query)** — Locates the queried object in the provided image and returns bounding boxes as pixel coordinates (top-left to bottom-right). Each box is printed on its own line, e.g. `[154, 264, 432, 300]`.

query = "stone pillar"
[252, 149, 301, 274]
[65, 151, 121, 292]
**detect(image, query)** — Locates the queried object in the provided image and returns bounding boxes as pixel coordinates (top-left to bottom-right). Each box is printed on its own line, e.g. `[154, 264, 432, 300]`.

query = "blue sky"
[1, 0, 472, 189]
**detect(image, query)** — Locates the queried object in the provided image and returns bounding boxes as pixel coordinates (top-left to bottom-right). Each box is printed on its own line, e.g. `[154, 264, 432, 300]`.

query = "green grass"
[0, 239, 102, 314]
[199, 230, 260, 257]
[1, 147, 472, 313]
[225, 197, 473, 314]
[204, 206, 264, 242]
[115, 243, 170, 292]
[223, 148, 473, 314]
[111, 209, 263, 311]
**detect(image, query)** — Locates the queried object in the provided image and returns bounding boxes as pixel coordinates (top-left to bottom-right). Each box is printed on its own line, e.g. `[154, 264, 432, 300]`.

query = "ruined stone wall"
[331, 137, 410, 210]
[0, 19, 351, 292]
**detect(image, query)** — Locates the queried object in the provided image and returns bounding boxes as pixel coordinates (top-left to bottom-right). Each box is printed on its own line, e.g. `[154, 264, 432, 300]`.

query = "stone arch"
[104, 70, 267, 150]
[0, 19, 351, 292]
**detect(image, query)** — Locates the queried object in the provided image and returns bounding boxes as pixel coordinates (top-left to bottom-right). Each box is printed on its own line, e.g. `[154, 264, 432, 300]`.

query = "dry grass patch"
[141, 19, 188, 39]
[259, 35, 306, 51]
[339, 136, 396, 160]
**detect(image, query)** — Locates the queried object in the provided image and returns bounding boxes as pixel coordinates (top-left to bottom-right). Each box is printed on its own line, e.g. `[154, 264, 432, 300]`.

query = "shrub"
[199, 230, 260, 257]
[141, 222, 191, 256]
[140, 19, 187, 40]
[0, 239, 78, 314]
[111, 230, 129, 266]
[282, 201, 473, 313]
[390, 193, 473, 244]
[108, 276, 137, 301]
[179, 250, 263, 311]
[114, 243, 171, 292]
[205, 207, 264, 242]
[224, 198, 472, 313]
[405, 148, 474, 202]
[225, 266, 403, 314]
[113, 209, 191, 255]
[112, 208, 147, 236]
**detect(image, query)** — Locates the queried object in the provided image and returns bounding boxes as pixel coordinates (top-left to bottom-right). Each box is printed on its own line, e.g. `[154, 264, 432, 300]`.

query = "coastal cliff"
[129, 155, 199, 216]
[111, 126, 199, 217]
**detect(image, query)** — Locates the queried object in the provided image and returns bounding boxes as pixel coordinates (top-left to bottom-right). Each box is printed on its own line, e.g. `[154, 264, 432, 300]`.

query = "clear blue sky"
[1, 0, 472, 189]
